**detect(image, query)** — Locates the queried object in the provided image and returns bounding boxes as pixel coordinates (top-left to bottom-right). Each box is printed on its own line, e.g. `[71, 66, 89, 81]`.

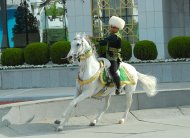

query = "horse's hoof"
[89, 122, 96, 126]
[118, 119, 125, 124]
[56, 126, 64, 131]
[54, 120, 61, 125]
[115, 89, 121, 95]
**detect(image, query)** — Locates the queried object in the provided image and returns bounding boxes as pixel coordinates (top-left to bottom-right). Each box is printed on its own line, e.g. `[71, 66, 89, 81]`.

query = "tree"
[12, 0, 39, 47]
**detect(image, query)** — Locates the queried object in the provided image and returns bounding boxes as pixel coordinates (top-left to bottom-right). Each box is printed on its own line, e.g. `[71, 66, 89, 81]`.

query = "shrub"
[1, 48, 24, 66]
[134, 40, 158, 60]
[24, 42, 49, 65]
[121, 39, 132, 61]
[50, 41, 71, 64]
[96, 45, 107, 58]
[168, 36, 190, 58]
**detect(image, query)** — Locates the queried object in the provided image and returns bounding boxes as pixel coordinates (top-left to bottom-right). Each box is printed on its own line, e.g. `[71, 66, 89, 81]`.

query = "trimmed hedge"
[24, 42, 49, 65]
[121, 39, 132, 61]
[96, 39, 132, 60]
[96, 45, 107, 58]
[168, 36, 190, 58]
[50, 41, 71, 64]
[1, 48, 24, 66]
[134, 40, 158, 60]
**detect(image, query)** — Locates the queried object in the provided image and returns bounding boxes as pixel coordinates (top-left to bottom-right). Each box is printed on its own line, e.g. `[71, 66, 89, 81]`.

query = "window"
[0, 0, 68, 48]
[92, 0, 138, 43]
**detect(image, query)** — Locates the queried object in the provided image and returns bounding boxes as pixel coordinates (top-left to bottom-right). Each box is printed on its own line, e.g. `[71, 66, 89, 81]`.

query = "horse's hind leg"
[118, 85, 134, 124]
[90, 95, 111, 126]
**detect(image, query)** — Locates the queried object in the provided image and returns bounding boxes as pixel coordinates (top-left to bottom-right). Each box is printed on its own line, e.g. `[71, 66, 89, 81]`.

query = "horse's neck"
[79, 54, 100, 80]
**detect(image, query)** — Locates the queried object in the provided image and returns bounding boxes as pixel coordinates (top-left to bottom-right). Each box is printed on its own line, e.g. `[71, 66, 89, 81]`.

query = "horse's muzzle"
[67, 56, 73, 63]
[67, 54, 78, 63]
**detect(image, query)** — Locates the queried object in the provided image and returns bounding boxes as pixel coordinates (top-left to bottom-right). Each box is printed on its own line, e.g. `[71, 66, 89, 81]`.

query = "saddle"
[98, 58, 135, 87]
[92, 59, 135, 99]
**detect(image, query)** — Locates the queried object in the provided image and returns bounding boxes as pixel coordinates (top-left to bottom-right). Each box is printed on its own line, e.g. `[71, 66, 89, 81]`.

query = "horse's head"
[67, 34, 93, 63]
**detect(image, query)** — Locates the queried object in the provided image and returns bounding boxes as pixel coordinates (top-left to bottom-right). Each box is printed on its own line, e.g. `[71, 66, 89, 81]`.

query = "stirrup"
[105, 70, 112, 86]
[106, 78, 112, 86]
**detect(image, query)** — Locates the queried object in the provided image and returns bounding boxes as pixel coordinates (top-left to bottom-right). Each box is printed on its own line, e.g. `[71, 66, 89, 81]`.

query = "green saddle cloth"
[99, 66, 135, 87]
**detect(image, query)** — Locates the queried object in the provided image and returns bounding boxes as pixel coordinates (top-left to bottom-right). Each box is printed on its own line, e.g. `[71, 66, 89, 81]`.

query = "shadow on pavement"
[0, 123, 105, 137]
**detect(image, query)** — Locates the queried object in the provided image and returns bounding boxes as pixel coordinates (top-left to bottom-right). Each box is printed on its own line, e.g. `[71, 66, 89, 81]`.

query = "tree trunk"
[0, 0, 9, 49]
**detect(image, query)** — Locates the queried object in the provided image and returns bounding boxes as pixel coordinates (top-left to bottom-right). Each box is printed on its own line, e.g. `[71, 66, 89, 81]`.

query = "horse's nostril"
[68, 56, 72, 60]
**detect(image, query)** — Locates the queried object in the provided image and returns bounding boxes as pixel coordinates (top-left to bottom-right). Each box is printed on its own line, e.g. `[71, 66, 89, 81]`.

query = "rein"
[79, 48, 93, 61]
[72, 37, 102, 86]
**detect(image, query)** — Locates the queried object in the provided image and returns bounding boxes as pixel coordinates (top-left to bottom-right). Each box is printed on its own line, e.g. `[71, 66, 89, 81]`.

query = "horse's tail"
[137, 72, 157, 97]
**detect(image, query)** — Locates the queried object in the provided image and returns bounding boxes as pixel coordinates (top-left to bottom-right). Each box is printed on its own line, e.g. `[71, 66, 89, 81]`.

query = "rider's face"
[110, 26, 119, 33]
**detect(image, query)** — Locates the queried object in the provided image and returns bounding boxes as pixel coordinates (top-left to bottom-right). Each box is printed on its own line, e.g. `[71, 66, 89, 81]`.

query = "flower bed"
[0, 58, 190, 70]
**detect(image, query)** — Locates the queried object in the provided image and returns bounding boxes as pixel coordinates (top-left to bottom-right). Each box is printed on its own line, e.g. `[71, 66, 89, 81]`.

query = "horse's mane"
[84, 36, 98, 58]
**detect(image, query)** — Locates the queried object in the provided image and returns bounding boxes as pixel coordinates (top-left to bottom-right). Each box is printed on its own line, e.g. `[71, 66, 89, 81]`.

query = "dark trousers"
[109, 60, 121, 89]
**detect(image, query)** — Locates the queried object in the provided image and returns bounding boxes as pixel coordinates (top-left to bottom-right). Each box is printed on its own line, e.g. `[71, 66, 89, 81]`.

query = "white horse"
[55, 34, 157, 131]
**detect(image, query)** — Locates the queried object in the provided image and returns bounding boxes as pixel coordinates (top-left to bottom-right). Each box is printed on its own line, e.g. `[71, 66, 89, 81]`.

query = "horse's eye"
[76, 43, 80, 46]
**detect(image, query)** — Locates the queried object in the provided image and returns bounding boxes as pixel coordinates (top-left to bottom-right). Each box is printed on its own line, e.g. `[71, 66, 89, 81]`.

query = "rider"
[97, 16, 125, 95]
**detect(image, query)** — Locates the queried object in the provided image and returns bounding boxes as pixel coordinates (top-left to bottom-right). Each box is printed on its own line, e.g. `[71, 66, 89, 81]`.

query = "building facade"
[0, 0, 190, 59]
[66, 0, 190, 59]
[138, 0, 190, 58]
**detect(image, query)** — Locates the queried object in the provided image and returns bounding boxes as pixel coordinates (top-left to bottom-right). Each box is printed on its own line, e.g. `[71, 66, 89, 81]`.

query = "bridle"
[68, 37, 94, 62]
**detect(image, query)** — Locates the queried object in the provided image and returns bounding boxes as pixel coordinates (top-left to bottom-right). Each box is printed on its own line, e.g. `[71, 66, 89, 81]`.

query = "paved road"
[1, 106, 190, 138]
[1, 82, 190, 137]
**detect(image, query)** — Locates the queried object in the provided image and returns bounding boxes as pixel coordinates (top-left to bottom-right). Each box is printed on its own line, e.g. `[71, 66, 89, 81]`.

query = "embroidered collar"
[77, 61, 104, 86]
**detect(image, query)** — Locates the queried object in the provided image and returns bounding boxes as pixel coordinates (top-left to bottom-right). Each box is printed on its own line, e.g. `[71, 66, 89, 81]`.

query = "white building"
[66, 0, 190, 59]
[2, 0, 190, 59]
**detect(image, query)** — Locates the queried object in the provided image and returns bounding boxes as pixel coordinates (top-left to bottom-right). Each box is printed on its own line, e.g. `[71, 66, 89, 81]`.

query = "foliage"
[24, 42, 49, 65]
[96, 44, 107, 58]
[121, 39, 132, 61]
[168, 36, 190, 58]
[12, 1, 39, 34]
[134, 40, 158, 60]
[1, 48, 24, 66]
[45, 1, 64, 19]
[50, 41, 71, 64]
[43, 28, 68, 45]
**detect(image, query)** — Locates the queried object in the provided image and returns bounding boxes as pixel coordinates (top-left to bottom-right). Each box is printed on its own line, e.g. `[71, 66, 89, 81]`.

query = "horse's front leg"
[90, 95, 111, 126]
[56, 90, 93, 131]
[54, 88, 81, 124]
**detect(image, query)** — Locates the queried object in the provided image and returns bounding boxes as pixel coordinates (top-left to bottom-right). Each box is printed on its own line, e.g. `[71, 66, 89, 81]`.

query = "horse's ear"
[75, 32, 81, 38]
[75, 33, 78, 38]
[82, 32, 86, 38]
[80, 32, 84, 38]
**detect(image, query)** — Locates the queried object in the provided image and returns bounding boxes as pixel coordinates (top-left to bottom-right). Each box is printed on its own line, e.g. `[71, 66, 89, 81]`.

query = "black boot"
[112, 74, 121, 95]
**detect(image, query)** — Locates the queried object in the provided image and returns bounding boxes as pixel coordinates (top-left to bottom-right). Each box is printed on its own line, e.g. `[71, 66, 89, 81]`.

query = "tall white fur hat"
[109, 16, 125, 30]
